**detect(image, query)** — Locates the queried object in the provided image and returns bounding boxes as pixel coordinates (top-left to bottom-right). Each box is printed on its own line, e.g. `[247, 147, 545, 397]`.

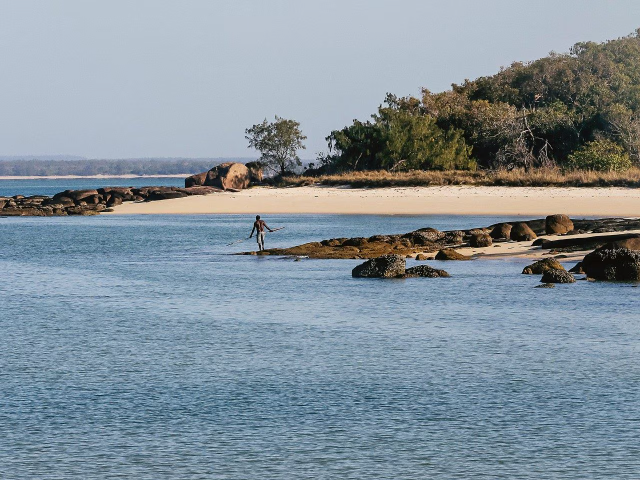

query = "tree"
[245, 116, 307, 175]
[566, 139, 631, 171]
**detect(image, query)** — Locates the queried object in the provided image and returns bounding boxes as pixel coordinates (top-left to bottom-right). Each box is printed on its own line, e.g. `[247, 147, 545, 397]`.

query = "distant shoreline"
[0, 174, 189, 180]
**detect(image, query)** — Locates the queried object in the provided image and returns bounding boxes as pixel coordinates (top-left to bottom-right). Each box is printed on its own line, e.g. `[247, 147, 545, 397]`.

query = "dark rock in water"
[541, 269, 576, 283]
[541, 233, 640, 252]
[415, 253, 429, 261]
[490, 223, 512, 240]
[352, 255, 406, 278]
[546, 214, 574, 235]
[582, 244, 640, 281]
[470, 233, 492, 247]
[510, 222, 537, 241]
[435, 248, 471, 261]
[404, 265, 450, 278]
[522, 258, 565, 275]
[569, 262, 584, 274]
[535, 283, 556, 288]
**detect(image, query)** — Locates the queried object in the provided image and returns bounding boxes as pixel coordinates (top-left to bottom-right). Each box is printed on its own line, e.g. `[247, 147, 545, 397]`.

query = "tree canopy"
[319, 29, 640, 173]
[245, 116, 307, 175]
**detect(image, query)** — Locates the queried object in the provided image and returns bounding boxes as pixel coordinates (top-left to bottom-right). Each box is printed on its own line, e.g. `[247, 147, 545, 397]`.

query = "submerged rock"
[541, 269, 576, 284]
[352, 255, 406, 278]
[535, 283, 556, 288]
[404, 265, 450, 278]
[522, 258, 565, 275]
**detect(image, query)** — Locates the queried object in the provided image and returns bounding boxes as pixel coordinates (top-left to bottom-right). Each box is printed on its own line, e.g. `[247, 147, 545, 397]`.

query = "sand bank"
[108, 185, 640, 217]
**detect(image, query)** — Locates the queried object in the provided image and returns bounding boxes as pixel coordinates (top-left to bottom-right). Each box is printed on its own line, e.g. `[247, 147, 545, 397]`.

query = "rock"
[145, 189, 189, 201]
[245, 161, 264, 183]
[412, 228, 444, 242]
[208, 162, 251, 190]
[581, 244, 640, 281]
[352, 255, 406, 278]
[490, 223, 512, 240]
[546, 214, 574, 235]
[404, 265, 450, 278]
[435, 248, 471, 261]
[443, 230, 465, 245]
[342, 237, 369, 247]
[522, 258, 565, 275]
[510, 222, 537, 241]
[535, 283, 556, 288]
[541, 269, 576, 283]
[415, 253, 429, 261]
[107, 196, 123, 207]
[540, 233, 640, 252]
[54, 189, 99, 203]
[470, 233, 492, 247]
[569, 262, 584, 274]
[185, 171, 208, 188]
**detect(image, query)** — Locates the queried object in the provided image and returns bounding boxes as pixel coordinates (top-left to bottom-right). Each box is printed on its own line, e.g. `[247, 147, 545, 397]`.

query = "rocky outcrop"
[490, 223, 512, 240]
[569, 262, 584, 274]
[245, 161, 264, 183]
[522, 258, 565, 275]
[404, 265, 450, 278]
[470, 233, 492, 247]
[510, 222, 537, 241]
[540, 233, 640, 252]
[185, 162, 255, 191]
[0, 186, 219, 216]
[581, 244, 640, 281]
[352, 255, 406, 278]
[435, 248, 471, 261]
[546, 214, 574, 235]
[541, 269, 576, 283]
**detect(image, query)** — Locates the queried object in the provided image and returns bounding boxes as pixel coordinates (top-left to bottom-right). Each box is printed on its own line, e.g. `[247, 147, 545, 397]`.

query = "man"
[249, 215, 274, 251]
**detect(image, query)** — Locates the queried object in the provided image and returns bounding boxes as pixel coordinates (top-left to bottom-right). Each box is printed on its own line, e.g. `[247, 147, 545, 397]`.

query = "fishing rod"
[225, 226, 286, 247]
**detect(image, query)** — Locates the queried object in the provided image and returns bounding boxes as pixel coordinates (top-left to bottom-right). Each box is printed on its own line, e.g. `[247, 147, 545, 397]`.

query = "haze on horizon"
[1, 0, 639, 160]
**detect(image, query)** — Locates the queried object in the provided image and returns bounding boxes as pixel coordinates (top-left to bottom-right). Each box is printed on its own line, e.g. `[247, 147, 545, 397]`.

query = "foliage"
[566, 139, 632, 172]
[323, 95, 474, 172]
[245, 116, 307, 175]
[318, 29, 640, 173]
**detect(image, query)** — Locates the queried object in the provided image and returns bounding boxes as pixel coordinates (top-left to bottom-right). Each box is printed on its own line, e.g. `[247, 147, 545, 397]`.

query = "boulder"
[435, 248, 471, 261]
[443, 230, 465, 245]
[522, 258, 565, 275]
[403, 230, 440, 246]
[546, 214, 574, 235]
[404, 265, 450, 278]
[540, 233, 640, 251]
[245, 161, 264, 183]
[185, 171, 208, 188]
[415, 253, 429, 261]
[569, 262, 584, 274]
[342, 237, 369, 247]
[581, 244, 640, 281]
[59, 189, 100, 202]
[412, 228, 444, 242]
[490, 223, 512, 240]
[146, 189, 189, 201]
[470, 233, 492, 248]
[510, 222, 537, 241]
[352, 255, 406, 278]
[541, 269, 576, 284]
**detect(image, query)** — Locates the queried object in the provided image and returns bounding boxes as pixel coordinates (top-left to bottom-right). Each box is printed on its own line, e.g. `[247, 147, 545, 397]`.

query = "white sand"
[108, 185, 640, 217]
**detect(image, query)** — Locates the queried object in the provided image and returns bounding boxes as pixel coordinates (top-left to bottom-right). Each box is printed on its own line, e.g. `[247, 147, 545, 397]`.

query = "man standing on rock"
[250, 215, 274, 251]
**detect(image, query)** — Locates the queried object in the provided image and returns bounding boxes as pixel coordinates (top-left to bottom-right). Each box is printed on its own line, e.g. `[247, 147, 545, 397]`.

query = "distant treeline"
[0, 158, 256, 176]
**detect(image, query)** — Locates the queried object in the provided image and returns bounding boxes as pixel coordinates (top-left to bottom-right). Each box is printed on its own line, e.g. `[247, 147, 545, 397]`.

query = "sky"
[0, 0, 639, 159]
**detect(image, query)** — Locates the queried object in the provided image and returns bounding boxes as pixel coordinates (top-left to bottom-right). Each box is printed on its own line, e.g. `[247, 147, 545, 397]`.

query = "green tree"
[245, 116, 307, 175]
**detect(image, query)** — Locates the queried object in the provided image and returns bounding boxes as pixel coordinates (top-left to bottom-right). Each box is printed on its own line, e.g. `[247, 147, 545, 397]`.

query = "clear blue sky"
[1, 0, 639, 159]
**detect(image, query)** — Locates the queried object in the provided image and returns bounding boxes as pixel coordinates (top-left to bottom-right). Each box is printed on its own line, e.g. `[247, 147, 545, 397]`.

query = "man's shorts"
[256, 232, 265, 243]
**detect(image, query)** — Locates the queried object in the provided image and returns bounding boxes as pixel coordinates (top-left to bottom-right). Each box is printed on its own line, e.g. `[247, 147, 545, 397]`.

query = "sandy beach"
[108, 185, 640, 217]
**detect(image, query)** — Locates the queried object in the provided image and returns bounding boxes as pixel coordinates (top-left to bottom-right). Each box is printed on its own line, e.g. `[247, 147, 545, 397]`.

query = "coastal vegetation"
[245, 116, 307, 175]
[311, 30, 640, 178]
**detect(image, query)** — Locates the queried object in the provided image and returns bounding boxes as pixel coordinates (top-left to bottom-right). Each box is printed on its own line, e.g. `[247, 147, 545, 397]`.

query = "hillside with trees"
[318, 29, 640, 174]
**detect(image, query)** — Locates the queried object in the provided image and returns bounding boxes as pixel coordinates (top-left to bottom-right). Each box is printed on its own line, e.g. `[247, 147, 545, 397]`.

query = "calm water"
[0, 177, 185, 197]
[1, 213, 639, 479]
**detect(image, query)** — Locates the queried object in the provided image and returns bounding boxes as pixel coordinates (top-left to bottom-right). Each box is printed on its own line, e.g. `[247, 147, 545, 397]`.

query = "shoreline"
[108, 185, 640, 217]
[0, 174, 191, 180]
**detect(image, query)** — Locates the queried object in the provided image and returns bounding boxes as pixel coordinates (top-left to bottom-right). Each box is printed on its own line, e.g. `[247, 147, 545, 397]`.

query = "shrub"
[566, 140, 632, 172]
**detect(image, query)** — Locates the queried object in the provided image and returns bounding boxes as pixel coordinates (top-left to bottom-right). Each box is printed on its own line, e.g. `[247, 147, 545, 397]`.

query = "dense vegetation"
[318, 29, 640, 173]
[0, 159, 251, 176]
